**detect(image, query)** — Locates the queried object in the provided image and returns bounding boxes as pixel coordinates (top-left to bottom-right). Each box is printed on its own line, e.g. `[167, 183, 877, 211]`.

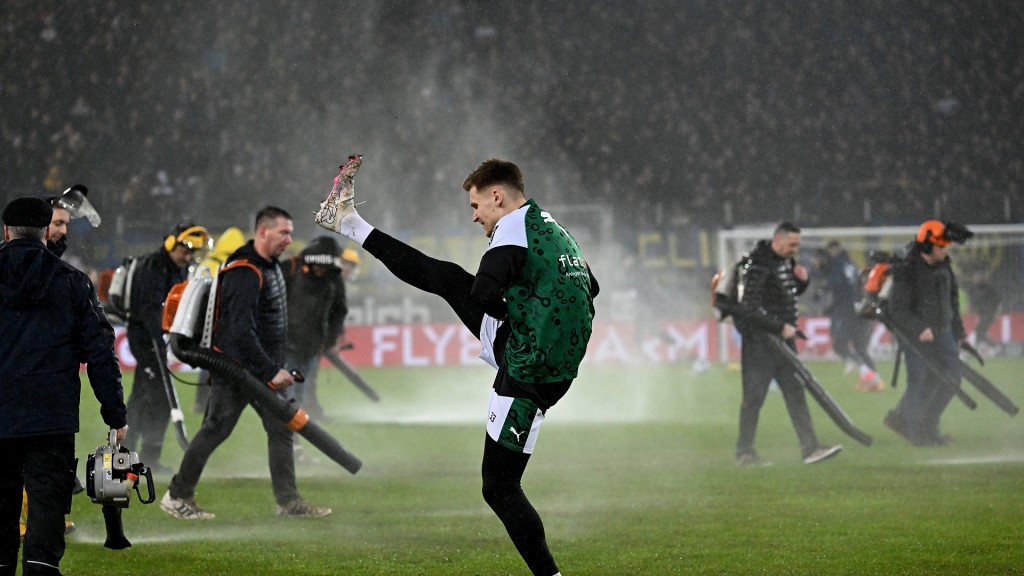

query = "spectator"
[2, 3, 1020, 232]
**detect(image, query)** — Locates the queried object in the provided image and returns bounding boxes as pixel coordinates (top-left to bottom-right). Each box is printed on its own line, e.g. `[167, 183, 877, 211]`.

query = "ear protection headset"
[165, 225, 212, 253]
[915, 220, 973, 254]
[915, 220, 949, 254]
[341, 248, 362, 266]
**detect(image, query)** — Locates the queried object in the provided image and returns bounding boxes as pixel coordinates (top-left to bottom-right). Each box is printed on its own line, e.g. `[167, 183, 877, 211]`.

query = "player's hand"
[793, 263, 809, 283]
[267, 369, 295, 391]
[115, 426, 129, 444]
[781, 324, 799, 340]
[919, 328, 935, 342]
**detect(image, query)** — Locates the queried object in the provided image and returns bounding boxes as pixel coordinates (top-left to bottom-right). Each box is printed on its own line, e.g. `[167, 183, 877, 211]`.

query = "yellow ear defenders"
[164, 225, 213, 253]
[341, 248, 362, 266]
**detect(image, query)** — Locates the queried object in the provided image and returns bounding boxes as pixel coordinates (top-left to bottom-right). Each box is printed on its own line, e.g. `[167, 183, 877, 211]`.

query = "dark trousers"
[481, 436, 558, 576]
[284, 353, 323, 419]
[895, 331, 961, 443]
[125, 331, 171, 466]
[830, 312, 876, 371]
[0, 434, 76, 576]
[193, 370, 212, 414]
[168, 377, 298, 506]
[362, 229, 484, 337]
[737, 334, 819, 458]
[975, 309, 998, 345]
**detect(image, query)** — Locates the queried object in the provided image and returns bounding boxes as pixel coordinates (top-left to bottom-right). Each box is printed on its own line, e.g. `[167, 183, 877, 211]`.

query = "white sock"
[337, 211, 374, 245]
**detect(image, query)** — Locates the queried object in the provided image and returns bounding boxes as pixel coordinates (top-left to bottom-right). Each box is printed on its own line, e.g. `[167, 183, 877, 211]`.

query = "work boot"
[736, 451, 772, 467]
[277, 497, 332, 517]
[883, 410, 912, 443]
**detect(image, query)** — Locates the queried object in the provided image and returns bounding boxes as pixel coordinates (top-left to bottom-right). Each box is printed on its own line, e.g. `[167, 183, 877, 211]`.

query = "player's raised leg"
[314, 154, 485, 337]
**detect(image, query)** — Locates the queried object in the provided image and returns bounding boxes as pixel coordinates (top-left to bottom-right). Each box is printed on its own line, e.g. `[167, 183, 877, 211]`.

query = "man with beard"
[161, 207, 331, 519]
[733, 222, 842, 466]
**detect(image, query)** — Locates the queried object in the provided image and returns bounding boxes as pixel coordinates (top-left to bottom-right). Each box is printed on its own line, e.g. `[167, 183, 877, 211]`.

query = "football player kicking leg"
[315, 160, 564, 576]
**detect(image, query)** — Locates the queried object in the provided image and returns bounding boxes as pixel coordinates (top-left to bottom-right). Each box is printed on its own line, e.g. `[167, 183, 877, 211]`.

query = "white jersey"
[475, 204, 527, 370]
[487, 204, 529, 251]
[478, 314, 502, 370]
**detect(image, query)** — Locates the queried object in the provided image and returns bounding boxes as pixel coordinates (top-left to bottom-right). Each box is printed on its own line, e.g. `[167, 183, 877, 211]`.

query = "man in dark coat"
[965, 270, 1001, 349]
[284, 236, 349, 421]
[161, 207, 330, 519]
[818, 241, 883, 392]
[733, 222, 841, 466]
[0, 197, 127, 576]
[124, 224, 209, 472]
[884, 220, 969, 446]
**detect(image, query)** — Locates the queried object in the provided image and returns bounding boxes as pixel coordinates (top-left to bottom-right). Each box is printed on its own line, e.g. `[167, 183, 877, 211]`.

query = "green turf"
[55, 358, 1024, 575]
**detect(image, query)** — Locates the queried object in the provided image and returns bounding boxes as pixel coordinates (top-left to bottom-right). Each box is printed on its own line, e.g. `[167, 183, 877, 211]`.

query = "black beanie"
[3, 197, 53, 228]
[301, 236, 342, 268]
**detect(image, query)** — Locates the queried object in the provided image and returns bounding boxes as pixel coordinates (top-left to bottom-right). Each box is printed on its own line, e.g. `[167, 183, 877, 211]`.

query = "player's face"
[774, 232, 801, 259]
[925, 243, 948, 263]
[308, 264, 340, 278]
[48, 208, 70, 242]
[259, 217, 294, 259]
[169, 244, 196, 267]
[341, 261, 358, 280]
[469, 186, 502, 238]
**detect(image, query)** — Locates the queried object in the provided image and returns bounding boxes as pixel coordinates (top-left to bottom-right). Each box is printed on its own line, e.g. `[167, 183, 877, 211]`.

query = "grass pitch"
[62, 357, 1024, 575]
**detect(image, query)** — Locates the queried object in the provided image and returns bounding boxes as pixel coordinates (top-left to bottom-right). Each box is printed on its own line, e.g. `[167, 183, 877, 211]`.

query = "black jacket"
[283, 257, 347, 362]
[0, 238, 126, 438]
[212, 241, 288, 383]
[821, 249, 859, 318]
[887, 245, 966, 341]
[735, 239, 808, 337]
[128, 247, 188, 341]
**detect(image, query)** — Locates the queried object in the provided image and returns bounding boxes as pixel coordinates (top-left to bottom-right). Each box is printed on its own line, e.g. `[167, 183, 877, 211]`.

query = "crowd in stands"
[3, 1, 1022, 255]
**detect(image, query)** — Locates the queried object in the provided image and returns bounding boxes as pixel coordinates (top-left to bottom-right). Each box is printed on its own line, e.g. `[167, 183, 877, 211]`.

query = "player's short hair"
[774, 221, 801, 237]
[462, 159, 524, 195]
[255, 206, 292, 231]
